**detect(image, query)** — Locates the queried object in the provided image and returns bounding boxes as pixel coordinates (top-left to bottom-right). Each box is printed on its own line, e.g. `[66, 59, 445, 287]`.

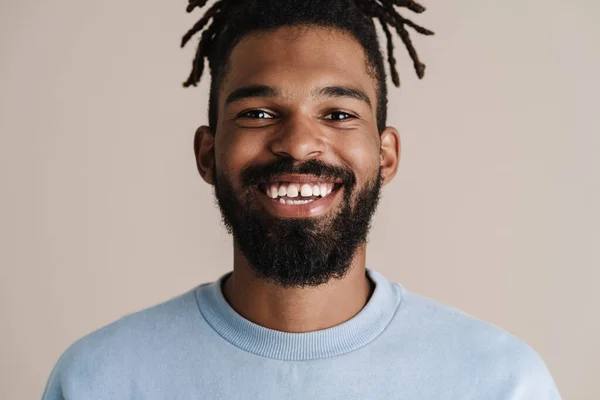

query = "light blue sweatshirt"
[42, 269, 561, 399]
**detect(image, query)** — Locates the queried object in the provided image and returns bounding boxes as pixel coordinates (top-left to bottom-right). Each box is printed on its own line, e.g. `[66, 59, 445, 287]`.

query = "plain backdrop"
[1, 0, 599, 398]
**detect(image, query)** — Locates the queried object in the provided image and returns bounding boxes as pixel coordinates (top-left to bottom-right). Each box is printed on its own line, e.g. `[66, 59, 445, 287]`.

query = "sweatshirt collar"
[195, 268, 401, 360]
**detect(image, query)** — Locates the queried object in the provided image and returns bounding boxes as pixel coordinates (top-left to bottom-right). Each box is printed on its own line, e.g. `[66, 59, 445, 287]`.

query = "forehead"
[221, 25, 376, 102]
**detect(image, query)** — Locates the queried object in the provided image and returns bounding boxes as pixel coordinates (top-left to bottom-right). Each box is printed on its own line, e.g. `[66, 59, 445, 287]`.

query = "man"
[43, 0, 561, 398]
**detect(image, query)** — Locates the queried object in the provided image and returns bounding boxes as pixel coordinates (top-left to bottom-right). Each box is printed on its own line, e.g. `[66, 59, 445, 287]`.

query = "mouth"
[252, 174, 344, 218]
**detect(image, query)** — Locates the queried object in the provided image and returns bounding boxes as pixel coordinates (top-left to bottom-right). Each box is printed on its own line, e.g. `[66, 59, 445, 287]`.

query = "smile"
[253, 174, 344, 217]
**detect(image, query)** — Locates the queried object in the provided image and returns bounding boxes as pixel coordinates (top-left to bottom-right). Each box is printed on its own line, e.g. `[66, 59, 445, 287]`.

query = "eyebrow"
[313, 85, 372, 109]
[225, 85, 280, 105]
[224, 84, 372, 109]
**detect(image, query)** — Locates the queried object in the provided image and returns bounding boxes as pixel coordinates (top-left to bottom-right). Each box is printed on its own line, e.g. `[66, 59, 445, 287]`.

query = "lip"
[252, 184, 343, 218]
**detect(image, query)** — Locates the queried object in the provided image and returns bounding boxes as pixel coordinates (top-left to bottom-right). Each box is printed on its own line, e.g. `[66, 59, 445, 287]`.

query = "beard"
[213, 158, 382, 288]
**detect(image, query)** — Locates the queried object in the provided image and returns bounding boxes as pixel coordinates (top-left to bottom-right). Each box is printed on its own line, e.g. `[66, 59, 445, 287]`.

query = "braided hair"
[181, 0, 433, 133]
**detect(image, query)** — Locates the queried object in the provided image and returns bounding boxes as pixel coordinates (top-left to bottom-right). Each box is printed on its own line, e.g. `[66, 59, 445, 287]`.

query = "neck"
[222, 243, 374, 333]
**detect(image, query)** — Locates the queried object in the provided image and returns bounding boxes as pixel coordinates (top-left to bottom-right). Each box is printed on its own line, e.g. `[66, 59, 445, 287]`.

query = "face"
[195, 26, 400, 288]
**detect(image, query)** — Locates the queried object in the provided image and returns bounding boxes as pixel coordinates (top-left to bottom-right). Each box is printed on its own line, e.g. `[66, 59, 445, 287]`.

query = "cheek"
[215, 130, 269, 188]
[335, 131, 380, 181]
[215, 130, 252, 164]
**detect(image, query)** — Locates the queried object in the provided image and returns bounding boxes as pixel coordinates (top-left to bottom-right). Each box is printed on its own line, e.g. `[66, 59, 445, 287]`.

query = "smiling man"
[42, 0, 561, 399]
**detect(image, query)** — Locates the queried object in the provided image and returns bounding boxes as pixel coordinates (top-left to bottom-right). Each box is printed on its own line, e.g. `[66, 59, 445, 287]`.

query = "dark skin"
[194, 26, 401, 333]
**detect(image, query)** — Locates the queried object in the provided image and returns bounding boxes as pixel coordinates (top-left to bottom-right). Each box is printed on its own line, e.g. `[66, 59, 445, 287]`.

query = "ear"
[193, 125, 216, 185]
[379, 126, 401, 186]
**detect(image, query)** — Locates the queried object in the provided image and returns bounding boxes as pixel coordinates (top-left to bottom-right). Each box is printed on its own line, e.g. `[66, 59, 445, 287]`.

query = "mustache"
[240, 159, 356, 189]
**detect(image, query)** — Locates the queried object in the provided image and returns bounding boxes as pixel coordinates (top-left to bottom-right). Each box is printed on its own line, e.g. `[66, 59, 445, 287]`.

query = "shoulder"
[396, 286, 523, 349]
[392, 285, 561, 398]
[67, 285, 202, 352]
[42, 286, 207, 399]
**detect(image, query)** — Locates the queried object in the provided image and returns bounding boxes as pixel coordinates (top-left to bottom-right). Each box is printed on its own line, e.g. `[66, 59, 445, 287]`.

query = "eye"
[238, 110, 275, 119]
[324, 111, 356, 121]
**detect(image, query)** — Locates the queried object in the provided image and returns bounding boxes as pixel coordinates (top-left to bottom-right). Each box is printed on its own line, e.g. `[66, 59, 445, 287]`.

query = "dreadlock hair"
[181, 0, 433, 134]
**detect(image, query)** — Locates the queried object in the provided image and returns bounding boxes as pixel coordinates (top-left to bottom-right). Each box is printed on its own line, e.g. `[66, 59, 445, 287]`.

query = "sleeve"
[472, 340, 562, 399]
[512, 347, 562, 400]
[41, 352, 66, 400]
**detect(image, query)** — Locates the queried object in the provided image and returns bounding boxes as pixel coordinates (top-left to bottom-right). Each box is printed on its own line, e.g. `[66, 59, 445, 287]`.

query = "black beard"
[213, 158, 382, 288]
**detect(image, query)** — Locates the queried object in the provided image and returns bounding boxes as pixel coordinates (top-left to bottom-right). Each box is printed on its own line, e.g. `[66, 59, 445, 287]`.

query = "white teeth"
[279, 198, 286, 204]
[265, 181, 336, 199]
[287, 184, 299, 198]
[320, 184, 327, 196]
[300, 184, 313, 197]
[283, 199, 314, 205]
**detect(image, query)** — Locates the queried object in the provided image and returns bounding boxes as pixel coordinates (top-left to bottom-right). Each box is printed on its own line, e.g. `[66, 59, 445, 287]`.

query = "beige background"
[1, 0, 599, 398]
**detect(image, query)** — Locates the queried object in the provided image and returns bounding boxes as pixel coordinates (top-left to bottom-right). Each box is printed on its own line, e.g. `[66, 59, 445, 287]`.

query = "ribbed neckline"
[195, 269, 402, 361]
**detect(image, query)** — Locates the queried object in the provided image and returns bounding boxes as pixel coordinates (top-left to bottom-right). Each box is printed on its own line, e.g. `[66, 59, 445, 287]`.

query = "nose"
[268, 116, 326, 161]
